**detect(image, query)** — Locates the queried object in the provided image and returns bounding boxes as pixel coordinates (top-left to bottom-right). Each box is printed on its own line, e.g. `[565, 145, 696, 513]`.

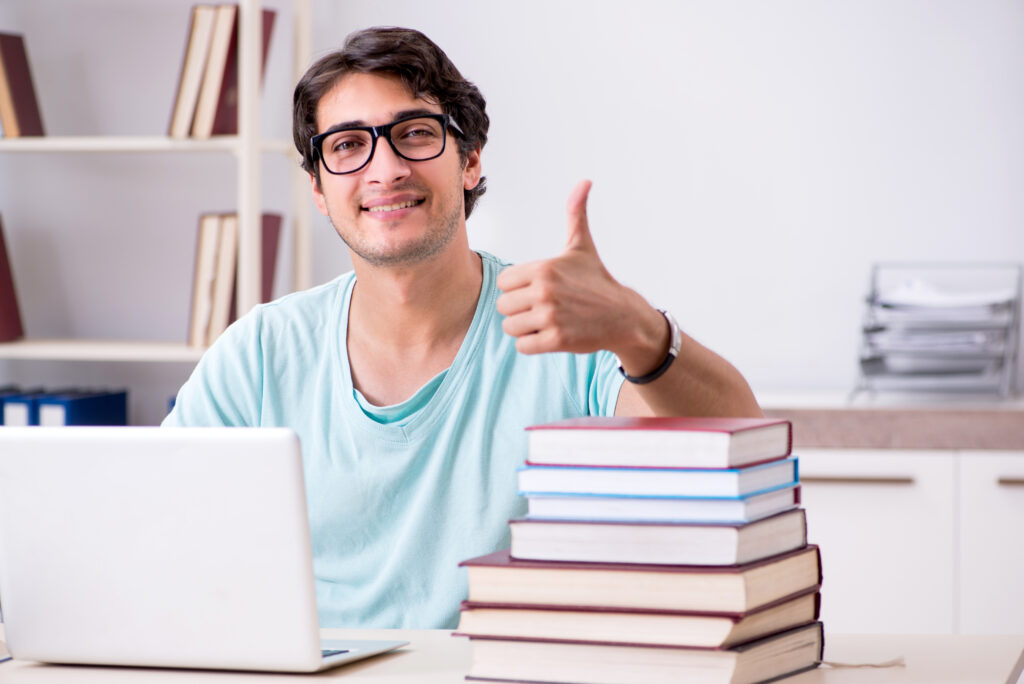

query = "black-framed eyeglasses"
[311, 113, 464, 176]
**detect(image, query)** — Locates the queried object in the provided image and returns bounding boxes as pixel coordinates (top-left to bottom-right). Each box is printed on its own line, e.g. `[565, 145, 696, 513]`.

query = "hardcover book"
[454, 589, 820, 649]
[461, 621, 823, 684]
[0, 214, 25, 342]
[525, 416, 792, 469]
[187, 213, 222, 347]
[191, 4, 276, 138]
[460, 545, 822, 614]
[0, 32, 44, 137]
[509, 508, 807, 566]
[524, 483, 801, 524]
[37, 389, 129, 427]
[168, 4, 217, 139]
[517, 458, 798, 499]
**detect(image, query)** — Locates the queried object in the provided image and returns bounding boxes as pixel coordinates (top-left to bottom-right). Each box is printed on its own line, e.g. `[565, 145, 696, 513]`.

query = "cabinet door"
[958, 451, 1024, 634]
[797, 449, 956, 633]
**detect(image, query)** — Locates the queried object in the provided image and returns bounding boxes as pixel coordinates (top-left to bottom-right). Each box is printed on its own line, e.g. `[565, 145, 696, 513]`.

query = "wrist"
[616, 308, 682, 384]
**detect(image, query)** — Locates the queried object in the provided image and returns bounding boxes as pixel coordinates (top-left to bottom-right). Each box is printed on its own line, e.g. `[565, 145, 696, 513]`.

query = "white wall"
[1, 1, 1022, 422]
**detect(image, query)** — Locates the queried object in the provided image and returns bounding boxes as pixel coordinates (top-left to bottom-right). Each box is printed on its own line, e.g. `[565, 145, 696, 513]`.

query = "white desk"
[1, 628, 1022, 683]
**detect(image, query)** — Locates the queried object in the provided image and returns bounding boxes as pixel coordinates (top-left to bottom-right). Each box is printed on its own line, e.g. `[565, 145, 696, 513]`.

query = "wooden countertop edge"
[762, 407, 1024, 450]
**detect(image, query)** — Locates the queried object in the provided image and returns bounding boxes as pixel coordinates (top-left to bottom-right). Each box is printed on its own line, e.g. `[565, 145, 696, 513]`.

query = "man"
[165, 26, 762, 629]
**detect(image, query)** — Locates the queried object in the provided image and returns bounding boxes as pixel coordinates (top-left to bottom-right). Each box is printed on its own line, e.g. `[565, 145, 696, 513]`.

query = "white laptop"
[0, 426, 407, 672]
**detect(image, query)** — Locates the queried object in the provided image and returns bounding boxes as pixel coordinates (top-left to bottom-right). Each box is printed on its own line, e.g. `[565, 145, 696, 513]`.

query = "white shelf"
[0, 339, 206, 363]
[0, 0, 313, 370]
[0, 136, 293, 154]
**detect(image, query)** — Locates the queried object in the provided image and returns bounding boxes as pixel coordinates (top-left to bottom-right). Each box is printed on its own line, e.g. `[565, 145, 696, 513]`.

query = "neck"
[348, 237, 483, 351]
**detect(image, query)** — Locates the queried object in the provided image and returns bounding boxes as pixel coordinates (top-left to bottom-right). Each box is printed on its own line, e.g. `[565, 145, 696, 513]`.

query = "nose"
[363, 135, 412, 185]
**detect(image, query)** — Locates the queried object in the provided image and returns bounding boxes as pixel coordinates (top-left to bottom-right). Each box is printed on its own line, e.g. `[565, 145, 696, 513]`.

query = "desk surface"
[1, 628, 1023, 683]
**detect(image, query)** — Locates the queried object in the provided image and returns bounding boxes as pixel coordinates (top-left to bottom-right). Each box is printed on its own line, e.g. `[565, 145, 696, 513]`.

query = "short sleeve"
[162, 309, 265, 427]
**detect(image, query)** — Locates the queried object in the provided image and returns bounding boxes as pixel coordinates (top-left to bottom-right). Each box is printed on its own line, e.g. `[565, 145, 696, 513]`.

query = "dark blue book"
[36, 389, 128, 426]
[2, 388, 53, 426]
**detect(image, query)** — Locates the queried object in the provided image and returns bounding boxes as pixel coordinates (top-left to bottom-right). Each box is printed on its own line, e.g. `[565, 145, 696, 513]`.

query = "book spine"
[0, 33, 44, 136]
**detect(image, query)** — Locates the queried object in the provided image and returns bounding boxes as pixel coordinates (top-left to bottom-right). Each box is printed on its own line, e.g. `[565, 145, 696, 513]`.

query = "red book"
[228, 212, 282, 322]
[210, 6, 275, 135]
[191, 4, 276, 138]
[459, 545, 822, 614]
[525, 417, 793, 469]
[0, 32, 44, 137]
[0, 214, 25, 342]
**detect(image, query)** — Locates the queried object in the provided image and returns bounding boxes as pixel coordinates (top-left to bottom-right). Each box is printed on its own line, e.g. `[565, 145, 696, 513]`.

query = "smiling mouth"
[363, 199, 425, 213]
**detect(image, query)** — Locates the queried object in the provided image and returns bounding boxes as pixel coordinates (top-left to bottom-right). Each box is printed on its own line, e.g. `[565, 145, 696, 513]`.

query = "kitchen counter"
[759, 390, 1024, 449]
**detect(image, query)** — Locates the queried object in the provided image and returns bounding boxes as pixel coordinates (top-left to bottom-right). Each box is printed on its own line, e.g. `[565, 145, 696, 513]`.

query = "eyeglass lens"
[319, 117, 447, 174]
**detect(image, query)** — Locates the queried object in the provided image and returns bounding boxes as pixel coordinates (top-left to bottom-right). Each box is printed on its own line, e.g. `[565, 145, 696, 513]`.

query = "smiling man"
[164, 26, 762, 629]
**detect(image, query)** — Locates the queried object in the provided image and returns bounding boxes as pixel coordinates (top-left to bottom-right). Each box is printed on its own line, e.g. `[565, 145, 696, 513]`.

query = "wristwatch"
[618, 309, 682, 384]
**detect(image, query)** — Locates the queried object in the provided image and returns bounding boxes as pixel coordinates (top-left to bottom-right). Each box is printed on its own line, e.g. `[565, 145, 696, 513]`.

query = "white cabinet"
[958, 451, 1024, 634]
[798, 449, 956, 633]
[797, 448, 1024, 634]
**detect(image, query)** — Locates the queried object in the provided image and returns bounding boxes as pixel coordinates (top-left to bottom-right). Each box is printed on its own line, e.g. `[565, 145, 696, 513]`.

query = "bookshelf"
[0, 0, 313, 364]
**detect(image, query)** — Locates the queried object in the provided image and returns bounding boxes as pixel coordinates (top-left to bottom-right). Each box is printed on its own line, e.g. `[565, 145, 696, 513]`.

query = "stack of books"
[456, 416, 823, 684]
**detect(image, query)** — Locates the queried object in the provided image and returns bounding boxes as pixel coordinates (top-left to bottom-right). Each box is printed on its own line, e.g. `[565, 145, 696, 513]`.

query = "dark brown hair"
[293, 27, 489, 218]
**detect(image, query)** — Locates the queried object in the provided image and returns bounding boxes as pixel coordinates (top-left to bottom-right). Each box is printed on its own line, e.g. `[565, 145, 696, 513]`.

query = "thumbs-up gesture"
[496, 180, 666, 367]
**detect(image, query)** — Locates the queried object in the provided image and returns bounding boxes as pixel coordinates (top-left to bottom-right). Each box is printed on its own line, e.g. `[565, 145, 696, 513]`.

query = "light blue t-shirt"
[164, 251, 624, 628]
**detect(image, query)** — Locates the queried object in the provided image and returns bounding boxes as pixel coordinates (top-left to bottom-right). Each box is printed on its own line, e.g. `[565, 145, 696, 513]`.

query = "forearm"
[612, 299, 763, 418]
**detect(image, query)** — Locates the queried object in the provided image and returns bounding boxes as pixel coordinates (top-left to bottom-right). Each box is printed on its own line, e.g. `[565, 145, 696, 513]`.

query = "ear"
[462, 147, 482, 190]
[309, 172, 329, 217]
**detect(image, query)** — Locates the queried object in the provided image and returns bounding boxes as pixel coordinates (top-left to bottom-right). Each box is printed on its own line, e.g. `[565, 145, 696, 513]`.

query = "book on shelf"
[455, 588, 820, 650]
[518, 457, 798, 499]
[168, 4, 218, 139]
[509, 508, 807, 566]
[526, 416, 792, 469]
[459, 545, 822, 614]
[205, 212, 239, 344]
[228, 211, 282, 320]
[525, 483, 801, 524]
[2, 388, 69, 426]
[0, 386, 35, 425]
[188, 211, 282, 347]
[188, 212, 223, 347]
[37, 389, 128, 426]
[461, 621, 823, 684]
[0, 213, 25, 342]
[190, 4, 276, 139]
[0, 32, 44, 137]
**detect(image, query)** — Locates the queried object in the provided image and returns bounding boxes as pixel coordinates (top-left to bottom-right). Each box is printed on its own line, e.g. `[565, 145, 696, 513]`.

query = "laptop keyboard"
[322, 649, 349, 658]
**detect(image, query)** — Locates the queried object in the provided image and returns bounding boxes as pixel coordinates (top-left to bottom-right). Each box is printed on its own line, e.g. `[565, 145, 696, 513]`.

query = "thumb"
[565, 179, 596, 253]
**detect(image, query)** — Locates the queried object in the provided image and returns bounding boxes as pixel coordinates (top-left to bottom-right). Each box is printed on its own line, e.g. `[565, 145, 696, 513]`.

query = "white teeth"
[367, 200, 418, 212]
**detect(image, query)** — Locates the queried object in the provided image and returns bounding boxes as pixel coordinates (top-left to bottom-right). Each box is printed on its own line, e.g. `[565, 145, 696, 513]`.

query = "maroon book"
[209, 6, 276, 135]
[526, 416, 793, 469]
[228, 212, 282, 321]
[0, 214, 25, 342]
[459, 545, 822, 614]
[0, 32, 44, 137]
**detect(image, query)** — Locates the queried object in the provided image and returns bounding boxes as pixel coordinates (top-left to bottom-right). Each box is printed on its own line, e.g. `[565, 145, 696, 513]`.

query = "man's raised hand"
[496, 180, 658, 359]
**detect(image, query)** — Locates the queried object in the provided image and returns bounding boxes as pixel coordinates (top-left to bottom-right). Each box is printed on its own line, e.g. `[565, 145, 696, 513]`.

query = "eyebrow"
[319, 108, 442, 137]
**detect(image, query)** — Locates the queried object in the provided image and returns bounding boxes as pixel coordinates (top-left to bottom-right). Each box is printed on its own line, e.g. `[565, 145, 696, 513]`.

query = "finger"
[495, 288, 537, 317]
[501, 307, 550, 338]
[565, 179, 595, 253]
[496, 261, 542, 292]
[514, 328, 563, 355]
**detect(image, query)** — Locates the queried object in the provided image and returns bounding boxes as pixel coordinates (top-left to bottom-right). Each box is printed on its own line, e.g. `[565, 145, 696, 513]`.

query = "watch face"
[658, 309, 683, 356]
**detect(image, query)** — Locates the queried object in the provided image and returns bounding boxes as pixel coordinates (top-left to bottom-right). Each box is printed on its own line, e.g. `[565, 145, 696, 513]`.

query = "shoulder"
[254, 272, 353, 328]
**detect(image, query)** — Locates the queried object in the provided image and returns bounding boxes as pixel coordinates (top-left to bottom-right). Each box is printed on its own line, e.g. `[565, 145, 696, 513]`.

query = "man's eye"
[332, 138, 364, 153]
